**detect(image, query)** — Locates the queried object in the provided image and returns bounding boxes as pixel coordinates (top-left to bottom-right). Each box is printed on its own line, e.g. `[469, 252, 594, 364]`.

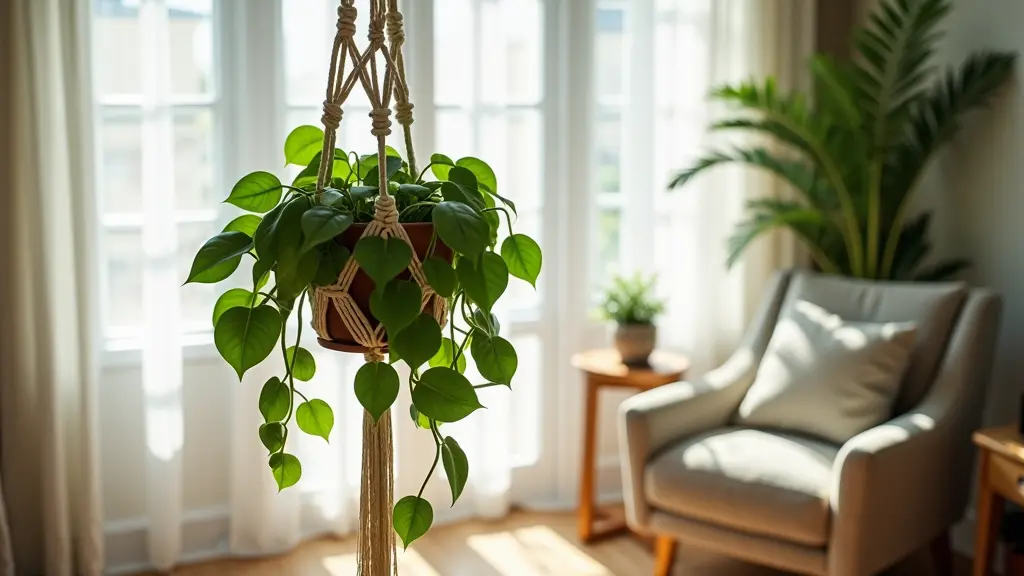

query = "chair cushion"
[779, 271, 966, 413]
[645, 427, 839, 547]
[733, 299, 917, 444]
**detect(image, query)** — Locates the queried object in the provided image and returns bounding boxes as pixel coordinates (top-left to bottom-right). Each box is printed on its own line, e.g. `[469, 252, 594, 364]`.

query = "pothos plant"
[184, 124, 542, 548]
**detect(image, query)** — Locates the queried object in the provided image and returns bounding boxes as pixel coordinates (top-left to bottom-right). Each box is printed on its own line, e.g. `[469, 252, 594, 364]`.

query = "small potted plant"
[598, 273, 664, 365]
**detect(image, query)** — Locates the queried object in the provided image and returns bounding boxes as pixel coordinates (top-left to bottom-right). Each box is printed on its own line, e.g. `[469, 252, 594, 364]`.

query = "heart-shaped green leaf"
[253, 257, 272, 290]
[254, 197, 308, 265]
[275, 242, 319, 301]
[393, 496, 433, 549]
[226, 171, 283, 213]
[441, 436, 469, 505]
[285, 346, 316, 381]
[259, 376, 290, 422]
[354, 236, 413, 287]
[312, 242, 350, 286]
[223, 214, 262, 238]
[215, 304, 281, 380]
[363, 155, 404, 187]
[284, 125, 324, 166]
[470, 334, 518, 386]
[259, 422, 286, 453]
[456, 253, 508, 314]
[300, 206, 353, 254]
[456, 157, 497, 193]
[392, 314, 442, 370]
[397, 184, 433, 200]
[369, 280, 422, 335]
[422, 257, 457, 298]
[500, 234, 542, 288]
[212, 288, 254, 327]
[296, 399, 334, 442]
[185, 231, 252, 284]
[429, 337, 467, 373]
[430, 153, 455, 180]
[269, 453, 302, 490]
[440, 181, 485, 212]
[354, 361, 401, 422]
[432, 201, 490, 257]
[412, 367, 483, 423]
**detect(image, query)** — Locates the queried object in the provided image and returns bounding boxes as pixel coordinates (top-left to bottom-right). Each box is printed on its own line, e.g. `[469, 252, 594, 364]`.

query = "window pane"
[93, 1, 142, 95]
[595, 110, 621, 194]
[104, 228, 144, 335]
[434, 0, 474, 107]
[282, 0, 372, 107]
[479, 111, 542, 211]
[167, 0, 215, 95]
[99, 110, 143, 214]
[174, 109, 217, 210]
[178, 221, 222, 330]
[479, 0, 542, 106]
[509, 334, 541, 464]
[435, 110, 472, 162]
[596, 6, 626, 98]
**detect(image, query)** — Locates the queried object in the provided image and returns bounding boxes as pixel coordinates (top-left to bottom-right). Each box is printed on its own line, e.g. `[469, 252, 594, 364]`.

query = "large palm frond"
[708, 79, 865, 272]
[728, 199, 840, 274]
[855, 0, 951, 148]
[878, 51, 1017, 277]
[668, 146, 834, 211]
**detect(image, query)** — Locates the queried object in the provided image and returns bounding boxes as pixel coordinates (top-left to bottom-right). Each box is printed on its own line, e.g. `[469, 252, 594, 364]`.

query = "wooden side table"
[571, 348, 690, 543]
[972, 425, 1024, 576]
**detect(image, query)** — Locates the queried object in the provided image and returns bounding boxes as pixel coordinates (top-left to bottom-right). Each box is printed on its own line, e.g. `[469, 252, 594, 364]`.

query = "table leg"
[974, 452, 1004, 576]
[578, 378, 599, 542]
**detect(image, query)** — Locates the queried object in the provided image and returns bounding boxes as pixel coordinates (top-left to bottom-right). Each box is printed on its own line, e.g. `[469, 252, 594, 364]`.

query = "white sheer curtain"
[650, 0, 815, 371]
[0, 0, 105, 574]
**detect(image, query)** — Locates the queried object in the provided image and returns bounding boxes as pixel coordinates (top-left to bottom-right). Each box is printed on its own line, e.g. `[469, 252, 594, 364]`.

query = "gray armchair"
[619, 270, 1002, 576]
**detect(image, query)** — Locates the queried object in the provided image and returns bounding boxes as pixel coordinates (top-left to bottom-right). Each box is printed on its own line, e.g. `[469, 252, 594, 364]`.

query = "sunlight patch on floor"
[467, 524, 614, 575]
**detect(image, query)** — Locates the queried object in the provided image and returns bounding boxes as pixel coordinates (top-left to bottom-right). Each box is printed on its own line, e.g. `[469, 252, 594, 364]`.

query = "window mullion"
[402, 0, 436, 167]
[622, 0, 655, 272]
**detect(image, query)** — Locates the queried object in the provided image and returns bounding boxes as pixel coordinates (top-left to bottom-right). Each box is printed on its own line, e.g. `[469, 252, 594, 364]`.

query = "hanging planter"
[318, 222, 454, 352]
[183, 0, 543, 573]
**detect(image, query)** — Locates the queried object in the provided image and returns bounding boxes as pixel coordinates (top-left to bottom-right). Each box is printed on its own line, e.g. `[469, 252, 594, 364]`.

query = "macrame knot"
[386, 12, 405, 45]
[337, 5, 358, 38]
[364, 349, 385, 363]
[373, 195, 398, 225]
[394, 102, 414, 126]
[369, 108, 392, 137]
[322, 101, 343, 130]
[367, 20, 386, 47]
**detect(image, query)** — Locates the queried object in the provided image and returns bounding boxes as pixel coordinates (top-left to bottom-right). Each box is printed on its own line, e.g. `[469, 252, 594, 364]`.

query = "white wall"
[928, 0, 1024, 431]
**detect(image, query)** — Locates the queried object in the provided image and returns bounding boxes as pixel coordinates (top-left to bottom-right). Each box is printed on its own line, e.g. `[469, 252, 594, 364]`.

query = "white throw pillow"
[734, 300, 917, 444]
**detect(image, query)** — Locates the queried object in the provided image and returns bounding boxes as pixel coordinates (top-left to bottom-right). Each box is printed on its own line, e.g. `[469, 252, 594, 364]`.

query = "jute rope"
[307, 2, 445, 574]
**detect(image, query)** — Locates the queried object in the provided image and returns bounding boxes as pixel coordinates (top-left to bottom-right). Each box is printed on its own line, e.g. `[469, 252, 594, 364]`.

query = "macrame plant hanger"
[308, 1, 445, 574]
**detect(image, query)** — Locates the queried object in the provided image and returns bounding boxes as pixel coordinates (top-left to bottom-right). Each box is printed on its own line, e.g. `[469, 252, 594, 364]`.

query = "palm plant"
[670, 0, 1016, 280]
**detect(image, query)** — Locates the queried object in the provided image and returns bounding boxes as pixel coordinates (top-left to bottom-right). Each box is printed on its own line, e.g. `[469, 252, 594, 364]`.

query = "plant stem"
[282, 291, 306, 424]
[416, 434, 442, 500]
[474, 383, 505, 389]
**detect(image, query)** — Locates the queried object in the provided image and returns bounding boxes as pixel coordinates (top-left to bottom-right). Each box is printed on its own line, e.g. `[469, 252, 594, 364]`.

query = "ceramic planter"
[320, 222, 453, 351]
[614, 323, 656, 365]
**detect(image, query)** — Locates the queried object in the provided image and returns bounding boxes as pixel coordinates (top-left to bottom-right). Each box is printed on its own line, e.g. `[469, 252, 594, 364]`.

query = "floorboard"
[131, 511, 972, 575]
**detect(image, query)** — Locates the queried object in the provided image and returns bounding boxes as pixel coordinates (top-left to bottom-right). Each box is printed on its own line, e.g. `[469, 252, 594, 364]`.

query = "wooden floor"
[134, 511, 971, 576]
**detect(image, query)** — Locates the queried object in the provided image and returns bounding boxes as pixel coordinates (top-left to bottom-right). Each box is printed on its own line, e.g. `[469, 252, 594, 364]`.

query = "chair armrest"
[618, 352, 760, 528]
[617, 269, 793, 530]
[828, 291, 1002, 576]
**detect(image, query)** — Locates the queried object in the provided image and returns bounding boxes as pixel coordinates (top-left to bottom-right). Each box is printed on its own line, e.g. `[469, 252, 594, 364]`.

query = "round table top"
[571, 348, 690, 387]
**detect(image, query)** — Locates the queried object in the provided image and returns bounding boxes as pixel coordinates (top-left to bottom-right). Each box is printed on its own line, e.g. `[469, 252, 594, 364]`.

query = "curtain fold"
[652, 0, 815, 371]
[0, 0, 105, 574]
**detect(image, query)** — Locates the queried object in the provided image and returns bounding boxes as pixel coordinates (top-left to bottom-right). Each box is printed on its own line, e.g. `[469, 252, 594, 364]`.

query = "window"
[93, 0, 218, 344]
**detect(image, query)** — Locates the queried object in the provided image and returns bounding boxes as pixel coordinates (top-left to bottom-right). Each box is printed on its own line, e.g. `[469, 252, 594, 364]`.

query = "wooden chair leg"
[654, 535, 677, 576]
[930, 530, 952, 576]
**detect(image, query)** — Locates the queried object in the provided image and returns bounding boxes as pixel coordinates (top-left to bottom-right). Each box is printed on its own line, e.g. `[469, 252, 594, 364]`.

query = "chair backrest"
[774, 271, 968, 414]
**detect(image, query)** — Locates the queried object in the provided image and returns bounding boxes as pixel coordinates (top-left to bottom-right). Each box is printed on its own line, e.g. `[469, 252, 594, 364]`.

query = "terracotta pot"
[614, 323, 657, 366]
[319, 222, 452, 353]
